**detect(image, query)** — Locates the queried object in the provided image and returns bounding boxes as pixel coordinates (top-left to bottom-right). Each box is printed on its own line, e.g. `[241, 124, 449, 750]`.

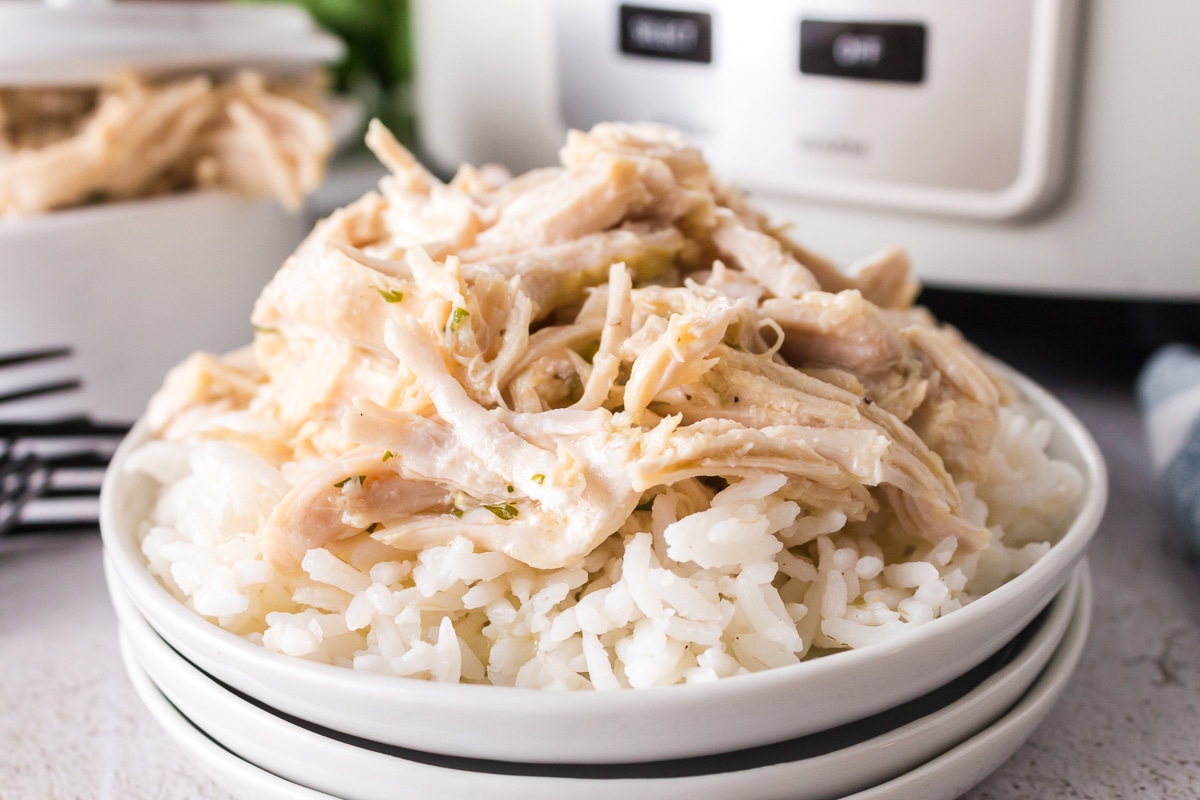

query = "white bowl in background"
[110, 553, 1088, 800]
[100, 366, 1106, 764]
[0, 191, 308, 423]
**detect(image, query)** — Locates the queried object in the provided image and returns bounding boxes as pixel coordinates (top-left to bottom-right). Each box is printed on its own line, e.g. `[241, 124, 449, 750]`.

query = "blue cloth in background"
[1137, 344, 1200, 560]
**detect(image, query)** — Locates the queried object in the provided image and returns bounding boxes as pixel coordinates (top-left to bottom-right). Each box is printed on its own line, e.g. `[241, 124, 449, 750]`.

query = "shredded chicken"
[147, 120, 1010, 574]
[0, 70, 331, 217]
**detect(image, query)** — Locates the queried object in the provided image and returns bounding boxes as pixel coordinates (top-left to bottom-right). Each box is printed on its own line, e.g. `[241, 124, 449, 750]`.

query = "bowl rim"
[99, 361, 1107, 710]
[0, 189, 291, 236]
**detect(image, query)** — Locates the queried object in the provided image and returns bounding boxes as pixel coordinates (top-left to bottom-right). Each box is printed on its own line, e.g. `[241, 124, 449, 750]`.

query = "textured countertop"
[2, 365, 1198, 799]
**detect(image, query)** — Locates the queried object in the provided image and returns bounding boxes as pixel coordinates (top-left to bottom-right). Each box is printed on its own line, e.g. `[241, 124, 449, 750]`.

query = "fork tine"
[35, 451, 115, 471]
[39, 486, 104, 500]
[0, 417, 130, 438]
[0, 347, 73, 370]
[4, 519, 101, 536]
[0, 378, 83, 406]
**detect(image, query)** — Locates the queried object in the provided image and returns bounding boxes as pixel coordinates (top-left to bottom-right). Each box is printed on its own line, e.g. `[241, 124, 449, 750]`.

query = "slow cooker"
[410, 0, 1200, 300]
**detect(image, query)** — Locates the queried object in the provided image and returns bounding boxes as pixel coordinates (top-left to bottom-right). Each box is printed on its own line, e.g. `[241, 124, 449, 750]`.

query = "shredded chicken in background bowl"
[125, 121, 1084, 689]
[0, 70, 331, 217]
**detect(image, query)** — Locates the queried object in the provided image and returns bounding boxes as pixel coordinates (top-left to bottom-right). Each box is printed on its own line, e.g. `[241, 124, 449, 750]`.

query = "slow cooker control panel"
[555, 0, 1080, 220]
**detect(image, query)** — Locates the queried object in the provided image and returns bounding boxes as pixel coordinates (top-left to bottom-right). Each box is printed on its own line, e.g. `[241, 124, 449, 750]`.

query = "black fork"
[0, 347, 129, 539]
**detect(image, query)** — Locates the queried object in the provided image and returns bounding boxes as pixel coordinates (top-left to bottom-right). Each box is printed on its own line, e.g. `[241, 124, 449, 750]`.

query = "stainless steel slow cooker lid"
[0, 0, 344, 86]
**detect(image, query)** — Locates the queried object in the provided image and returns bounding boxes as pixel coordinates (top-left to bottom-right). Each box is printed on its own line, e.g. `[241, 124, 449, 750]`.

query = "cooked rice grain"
[132, 405, 1081, 689]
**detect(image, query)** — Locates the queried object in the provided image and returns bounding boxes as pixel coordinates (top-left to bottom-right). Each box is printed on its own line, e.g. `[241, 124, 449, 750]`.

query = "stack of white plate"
[100, 367, 1107, 800]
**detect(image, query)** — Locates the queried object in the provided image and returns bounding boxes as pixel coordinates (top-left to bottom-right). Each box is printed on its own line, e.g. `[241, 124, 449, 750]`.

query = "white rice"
[129, 403, 1083, 690]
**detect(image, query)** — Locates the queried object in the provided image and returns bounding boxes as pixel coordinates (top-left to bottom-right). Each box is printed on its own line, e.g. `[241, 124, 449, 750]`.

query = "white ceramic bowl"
[100, 366, 1106, 764]
[0, 192, 307, 422]
[112, 556, 1089, 800]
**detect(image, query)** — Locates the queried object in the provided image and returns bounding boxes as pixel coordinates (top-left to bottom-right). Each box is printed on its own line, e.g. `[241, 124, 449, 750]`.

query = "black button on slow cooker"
[619, 4, 713, 64]
[799, 19, 926, 83]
